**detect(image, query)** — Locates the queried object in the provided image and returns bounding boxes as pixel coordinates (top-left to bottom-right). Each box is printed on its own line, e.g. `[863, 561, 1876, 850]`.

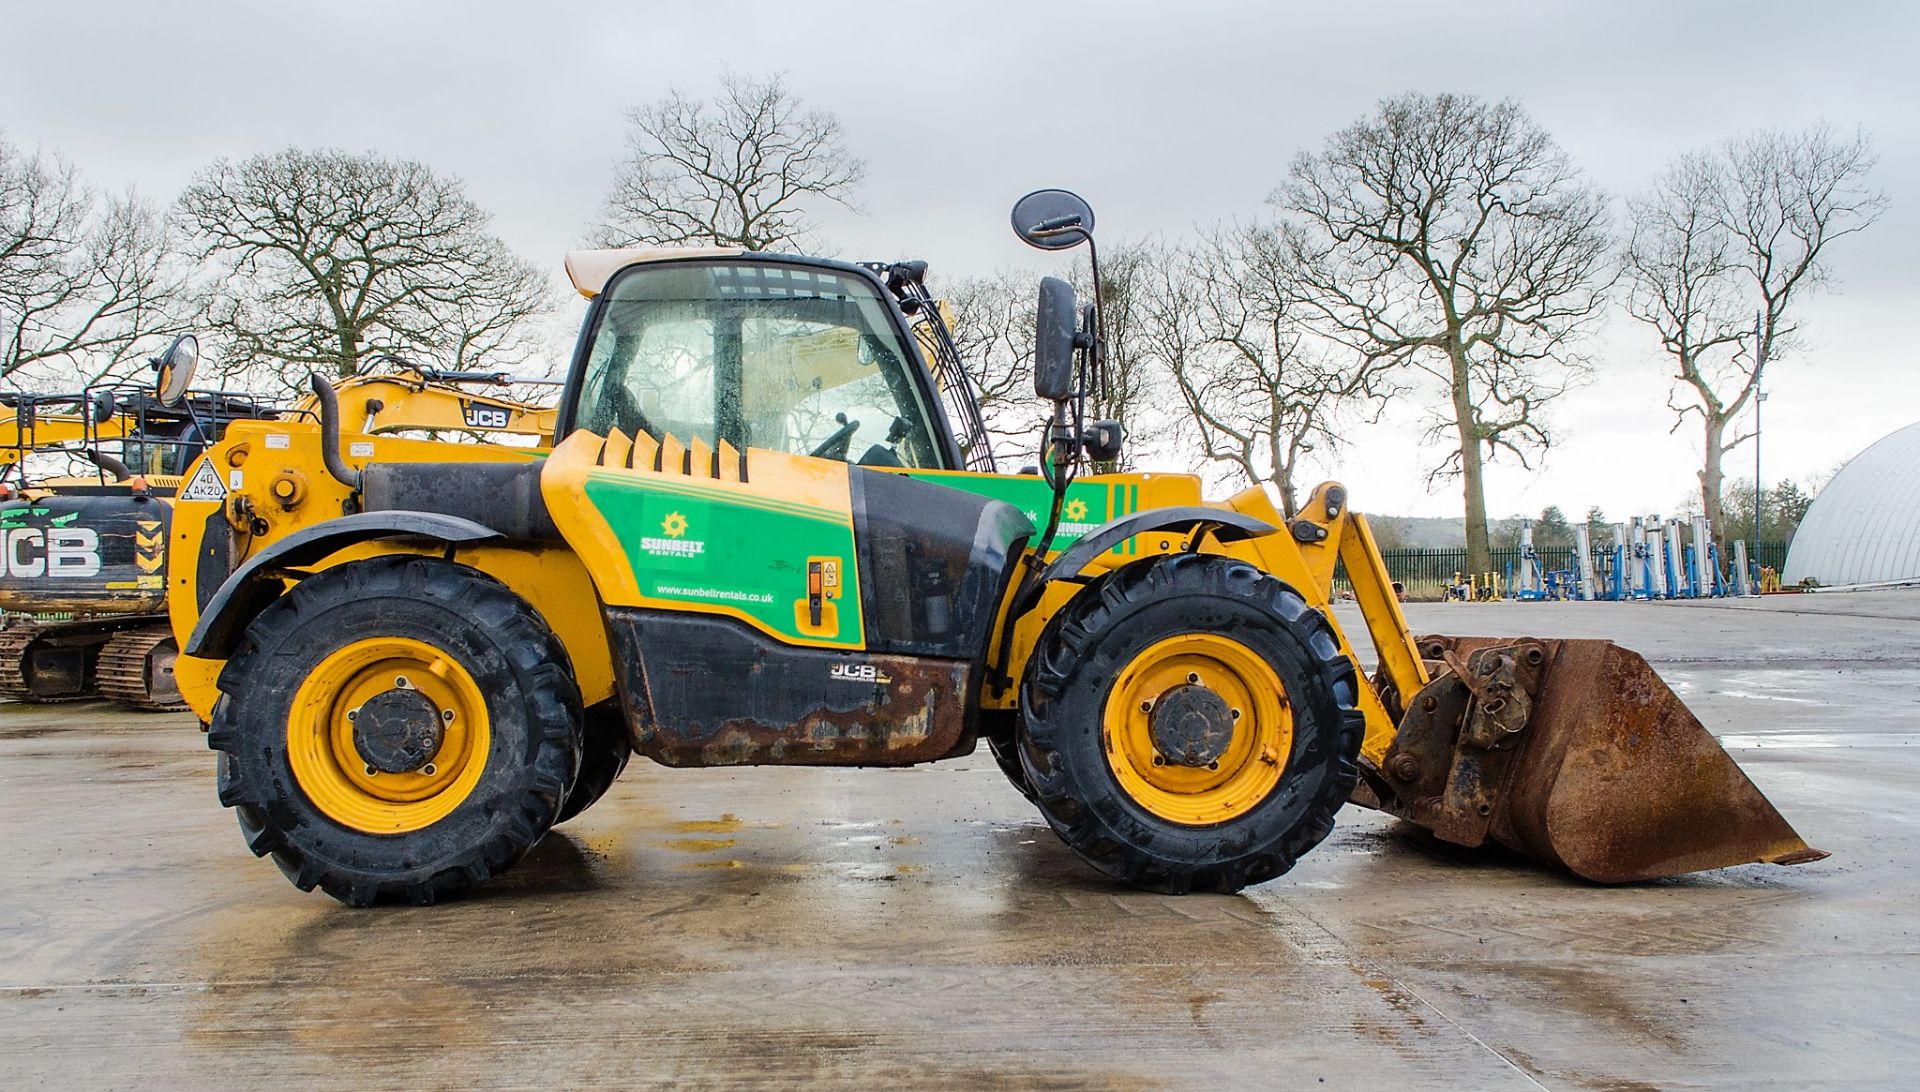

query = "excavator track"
[0, 624, 97, 703]
[95, 626, 188, 712]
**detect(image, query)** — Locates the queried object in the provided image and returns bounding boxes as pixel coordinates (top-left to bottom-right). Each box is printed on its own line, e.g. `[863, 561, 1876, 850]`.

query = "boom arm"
[1, 410, 138, 467]
[1219, 481, 1428, 766]
[305, 375, 557, 440]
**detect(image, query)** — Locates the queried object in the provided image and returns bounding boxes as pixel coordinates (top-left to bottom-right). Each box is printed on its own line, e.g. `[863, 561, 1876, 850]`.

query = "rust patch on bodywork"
[604, 608, 974, 768]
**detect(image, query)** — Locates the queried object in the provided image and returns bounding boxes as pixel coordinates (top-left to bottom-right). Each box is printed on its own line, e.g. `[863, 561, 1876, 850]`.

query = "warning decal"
[180, 460, 228, 502]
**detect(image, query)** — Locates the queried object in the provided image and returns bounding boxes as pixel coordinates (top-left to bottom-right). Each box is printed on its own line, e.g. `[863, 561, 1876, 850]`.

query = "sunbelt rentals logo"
[641, 510, 705, 558]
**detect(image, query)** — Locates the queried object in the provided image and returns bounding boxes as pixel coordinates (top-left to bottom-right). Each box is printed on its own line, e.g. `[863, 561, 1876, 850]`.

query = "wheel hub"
[1150, 683, 1236, 767]
[352, 686, 446, 774]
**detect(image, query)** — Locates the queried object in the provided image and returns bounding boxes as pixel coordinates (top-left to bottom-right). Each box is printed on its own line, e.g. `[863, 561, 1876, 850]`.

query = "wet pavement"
[3, 593, 1918, 1089]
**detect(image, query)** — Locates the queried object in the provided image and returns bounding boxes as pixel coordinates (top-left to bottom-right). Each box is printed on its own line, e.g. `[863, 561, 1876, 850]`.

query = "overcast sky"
[4, 0, 1914, 522]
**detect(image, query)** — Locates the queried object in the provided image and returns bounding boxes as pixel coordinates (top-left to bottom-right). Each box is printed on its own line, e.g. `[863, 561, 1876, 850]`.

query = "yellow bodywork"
[169, 421, 614, 721]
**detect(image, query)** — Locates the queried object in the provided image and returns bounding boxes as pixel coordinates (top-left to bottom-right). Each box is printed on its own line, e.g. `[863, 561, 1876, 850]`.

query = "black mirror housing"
[1034, 277, 1078, 401]
[1012, 189, 1096, 251]
[87, 390, 118, 426]
[1080, 419, 1125, 463]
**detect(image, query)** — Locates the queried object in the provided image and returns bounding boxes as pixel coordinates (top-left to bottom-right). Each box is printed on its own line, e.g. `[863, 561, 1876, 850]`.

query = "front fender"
[1037, 505, 1276, 586]
[183, 511, 500, 659]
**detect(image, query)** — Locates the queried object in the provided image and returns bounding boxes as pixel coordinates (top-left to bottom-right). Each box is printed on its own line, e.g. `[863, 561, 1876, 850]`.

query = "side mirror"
[1034, 277, 1078, 401]
[87, 390, 118, 426]
[1012, 189, 1096, 251]
[152, 334, 199, 407]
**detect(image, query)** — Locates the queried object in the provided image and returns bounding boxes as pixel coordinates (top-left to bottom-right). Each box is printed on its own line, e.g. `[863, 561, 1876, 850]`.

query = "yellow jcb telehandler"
[164, 192, 1822, 905]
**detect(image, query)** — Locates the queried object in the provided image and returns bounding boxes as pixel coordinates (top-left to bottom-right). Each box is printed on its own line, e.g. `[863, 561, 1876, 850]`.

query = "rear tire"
[208, 556, 581, 906]
[1019, 553, 1364, 894]
[987, 733, 1037, 804]
[556, 700, 630, 824]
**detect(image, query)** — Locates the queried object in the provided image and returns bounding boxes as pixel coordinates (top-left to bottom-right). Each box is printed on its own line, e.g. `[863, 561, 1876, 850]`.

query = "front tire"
[208, 556, 582, 906]
[1019, 553, 1364, 894]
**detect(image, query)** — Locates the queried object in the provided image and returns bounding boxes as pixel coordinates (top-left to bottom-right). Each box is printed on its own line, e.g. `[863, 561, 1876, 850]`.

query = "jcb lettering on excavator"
[4, 526, 101, 578]
[464, 404, 512, 429]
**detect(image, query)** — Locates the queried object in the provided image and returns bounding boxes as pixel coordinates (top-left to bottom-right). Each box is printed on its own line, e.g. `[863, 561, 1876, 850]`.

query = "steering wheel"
[809, 414, 860, 461]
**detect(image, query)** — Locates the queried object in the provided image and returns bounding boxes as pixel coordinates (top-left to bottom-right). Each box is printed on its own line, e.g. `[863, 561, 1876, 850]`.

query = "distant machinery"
[1583, 514, 1733, 601]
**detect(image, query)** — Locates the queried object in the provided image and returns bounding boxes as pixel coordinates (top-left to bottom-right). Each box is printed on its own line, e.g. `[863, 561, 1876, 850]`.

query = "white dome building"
[1783, 421, 1920, 588]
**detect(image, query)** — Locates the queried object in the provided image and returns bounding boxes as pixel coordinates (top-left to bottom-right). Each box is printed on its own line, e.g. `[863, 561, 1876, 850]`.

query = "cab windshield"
[575, 261, 944, 468]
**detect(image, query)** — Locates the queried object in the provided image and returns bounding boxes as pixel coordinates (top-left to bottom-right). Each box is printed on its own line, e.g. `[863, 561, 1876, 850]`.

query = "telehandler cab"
[167, 191, 1822, 905]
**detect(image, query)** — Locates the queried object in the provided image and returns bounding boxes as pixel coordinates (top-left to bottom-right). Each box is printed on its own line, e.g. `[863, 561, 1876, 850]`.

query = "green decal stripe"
[582, 473, 864, 647]
[892, 472, 1112, 549]
[585, 470, 849, 526]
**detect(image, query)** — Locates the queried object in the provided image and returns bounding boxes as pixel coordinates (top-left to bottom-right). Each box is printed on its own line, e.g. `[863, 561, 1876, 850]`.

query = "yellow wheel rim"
[286, 637, 490, 834]
[1102, 634, 1293, 826]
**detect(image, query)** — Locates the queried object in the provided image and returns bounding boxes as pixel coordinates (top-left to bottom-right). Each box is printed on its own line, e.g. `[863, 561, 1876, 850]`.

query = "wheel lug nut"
[423, 763, 437, 776]
[1139, 700, 1152, 712]
[364, 765, 378, 777]
[1230, 709, 1241, 720]
[346, 709, 357, 721]
[1207, 761, 1220, 771]
[1186, 672, 1200, 684]
[394, 675, 410, 688]
[1151, 755, 1164, 766]
[441, 709, 454, 722]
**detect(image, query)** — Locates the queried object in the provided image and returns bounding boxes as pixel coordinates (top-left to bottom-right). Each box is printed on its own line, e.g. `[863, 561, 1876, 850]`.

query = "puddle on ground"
[657, 837, 738, 852]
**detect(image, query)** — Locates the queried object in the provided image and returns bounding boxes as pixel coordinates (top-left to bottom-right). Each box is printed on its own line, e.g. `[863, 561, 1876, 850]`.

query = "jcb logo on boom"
[4, 528, 102, 578]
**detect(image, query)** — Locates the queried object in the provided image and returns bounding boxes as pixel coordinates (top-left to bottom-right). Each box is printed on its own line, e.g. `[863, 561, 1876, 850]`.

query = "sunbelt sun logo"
[1055, 496, 1101, 539]
[641, 509, 705, 559]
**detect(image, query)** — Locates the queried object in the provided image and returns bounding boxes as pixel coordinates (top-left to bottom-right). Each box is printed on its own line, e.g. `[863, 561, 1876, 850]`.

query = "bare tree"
[940, 268, 1046, 464]
[1147, 223, 1392, 515]
[1077, 239, 1169, 470]
[177, 148, 550, 388]
[937, 247, 1172, 472]
[1, 135, 184, 384]
[1626, 124, 1883, 540]
[593, 72, 864, 251]
[1276, 93, 1612, 572]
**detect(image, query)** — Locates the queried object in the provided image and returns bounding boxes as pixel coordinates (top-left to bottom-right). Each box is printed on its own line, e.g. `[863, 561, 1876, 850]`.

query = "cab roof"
[563, 246, 746, 299]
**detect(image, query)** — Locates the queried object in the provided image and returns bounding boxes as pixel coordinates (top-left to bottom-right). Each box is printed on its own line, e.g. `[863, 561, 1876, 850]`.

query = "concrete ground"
[3, 593, 1918, 1090]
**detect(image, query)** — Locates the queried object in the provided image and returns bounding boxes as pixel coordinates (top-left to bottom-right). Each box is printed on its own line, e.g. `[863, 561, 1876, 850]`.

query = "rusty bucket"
[1356, 636, 1827, 883]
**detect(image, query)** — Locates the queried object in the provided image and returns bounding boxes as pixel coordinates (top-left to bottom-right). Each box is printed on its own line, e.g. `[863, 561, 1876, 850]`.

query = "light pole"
[1752, 311, 1768, 575]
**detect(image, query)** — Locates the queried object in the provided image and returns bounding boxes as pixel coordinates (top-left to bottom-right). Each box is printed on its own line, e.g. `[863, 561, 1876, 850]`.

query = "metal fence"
[1355, 541, 1792, 601]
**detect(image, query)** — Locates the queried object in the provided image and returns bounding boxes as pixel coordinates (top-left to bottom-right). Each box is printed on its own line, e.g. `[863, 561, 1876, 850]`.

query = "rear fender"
[183, 511, 500, 659]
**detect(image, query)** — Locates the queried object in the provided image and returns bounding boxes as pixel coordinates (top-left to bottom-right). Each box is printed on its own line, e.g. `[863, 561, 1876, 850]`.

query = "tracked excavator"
[164, 195, 1823, 906]
[0, 345, 559, 710]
